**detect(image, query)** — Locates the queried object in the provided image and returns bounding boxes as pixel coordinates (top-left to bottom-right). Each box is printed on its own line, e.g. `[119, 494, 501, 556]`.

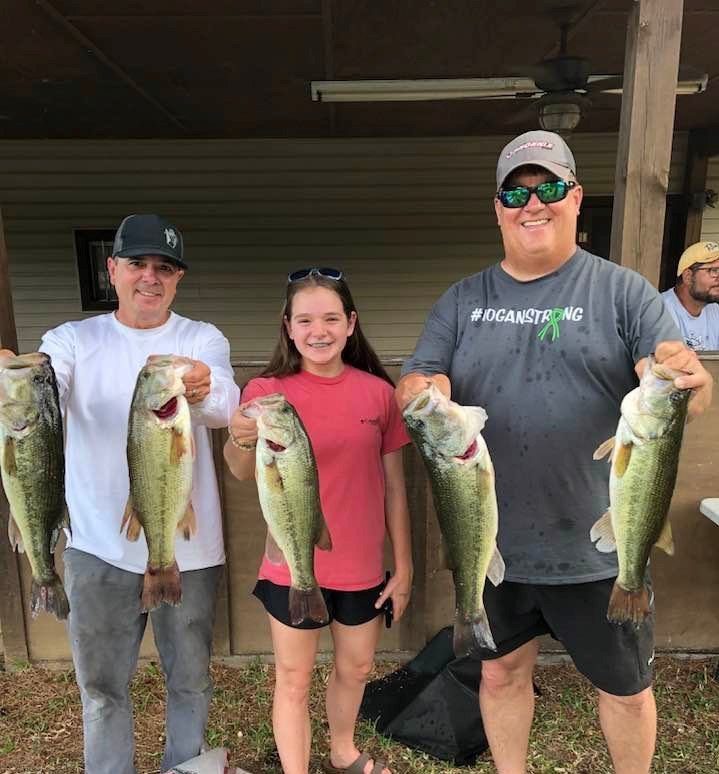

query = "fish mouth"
[403, 389, 436, 417]
[152, 397, 178, 420]
[265, 439, 287, 452]
[454, 439, 478, 461]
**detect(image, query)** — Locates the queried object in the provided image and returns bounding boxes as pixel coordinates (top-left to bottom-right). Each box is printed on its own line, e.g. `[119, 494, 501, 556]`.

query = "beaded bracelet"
[228, 429, 257, 451]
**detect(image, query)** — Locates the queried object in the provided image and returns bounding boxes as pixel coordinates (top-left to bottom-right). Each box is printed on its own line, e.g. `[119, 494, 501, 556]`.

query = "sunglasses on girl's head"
[497, 180, 576, 209]
[287, 267, 343, 283]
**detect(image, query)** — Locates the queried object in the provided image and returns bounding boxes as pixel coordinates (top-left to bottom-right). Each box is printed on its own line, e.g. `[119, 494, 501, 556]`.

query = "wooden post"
[684, 129, 711, 248]
[609, 0, 685, 287]
[398, 444, 429, 652]
[211, 428, 232, 656]
[0, 207, 30, 663]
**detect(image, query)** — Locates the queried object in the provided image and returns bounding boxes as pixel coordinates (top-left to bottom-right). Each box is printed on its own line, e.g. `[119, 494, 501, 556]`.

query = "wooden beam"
[609, 0, 685, 287]
[683, 129, 710, 249]
[0, 207, 30, 664]
[321, 0, 337, 136]
[540, 0, 604, 59]
[35, 0, 189, 133]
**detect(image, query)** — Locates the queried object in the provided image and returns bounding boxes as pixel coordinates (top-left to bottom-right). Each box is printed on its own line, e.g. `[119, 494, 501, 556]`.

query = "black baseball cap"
[112, 214, 187, 269]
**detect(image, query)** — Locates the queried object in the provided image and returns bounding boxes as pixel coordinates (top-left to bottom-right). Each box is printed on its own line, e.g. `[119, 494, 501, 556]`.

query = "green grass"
[1, 657, 719, 772]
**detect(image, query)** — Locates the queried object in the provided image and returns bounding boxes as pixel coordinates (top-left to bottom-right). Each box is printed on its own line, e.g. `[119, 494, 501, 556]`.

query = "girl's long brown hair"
[260, 274, 394, 386]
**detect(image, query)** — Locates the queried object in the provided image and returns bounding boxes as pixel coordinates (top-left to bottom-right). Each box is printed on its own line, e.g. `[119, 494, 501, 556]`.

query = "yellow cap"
[677, 241, 719, 275]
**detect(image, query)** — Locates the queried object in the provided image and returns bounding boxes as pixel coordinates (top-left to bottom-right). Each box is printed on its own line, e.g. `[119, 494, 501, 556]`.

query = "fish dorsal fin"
[614, 442, 633, 478]
[177, 501, 196, 541]
[265, 530, 287, 566]
[3, 436, 16, 477]
[487, 544, 505, 587]
[8, 514, 24, 553]
[590, 510, 616, 553]
[316, 515, 332, 551]
[593, 436, 615, 461]
[654, 519, 675, 556]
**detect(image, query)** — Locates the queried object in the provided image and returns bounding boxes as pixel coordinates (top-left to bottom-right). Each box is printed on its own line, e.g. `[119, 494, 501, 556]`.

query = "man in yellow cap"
[661, 241, 719, 351]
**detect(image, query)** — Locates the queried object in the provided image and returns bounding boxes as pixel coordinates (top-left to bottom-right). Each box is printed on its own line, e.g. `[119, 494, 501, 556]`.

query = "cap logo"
[506, 140, 554, 159]
[164, 228, 178, 249]
[704, 242, 719, 252]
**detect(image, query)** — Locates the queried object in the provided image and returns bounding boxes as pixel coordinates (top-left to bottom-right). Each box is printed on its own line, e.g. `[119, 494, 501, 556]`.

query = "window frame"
[73, 229, 118, 311]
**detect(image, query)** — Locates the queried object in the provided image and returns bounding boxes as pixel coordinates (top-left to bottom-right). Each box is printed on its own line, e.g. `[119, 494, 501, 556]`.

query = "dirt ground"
[1, 657, 719, 773]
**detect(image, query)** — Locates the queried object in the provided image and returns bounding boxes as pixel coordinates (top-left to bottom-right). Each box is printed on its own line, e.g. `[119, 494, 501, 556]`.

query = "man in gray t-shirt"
[397, 130, 713, 774]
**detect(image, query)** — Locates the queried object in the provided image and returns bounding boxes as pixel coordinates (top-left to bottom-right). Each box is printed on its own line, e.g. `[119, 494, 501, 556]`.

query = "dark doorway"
[577, 195, 688, 291]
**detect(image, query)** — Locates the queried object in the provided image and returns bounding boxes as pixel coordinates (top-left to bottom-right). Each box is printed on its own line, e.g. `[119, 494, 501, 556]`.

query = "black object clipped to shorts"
[359, 627, 489, 766]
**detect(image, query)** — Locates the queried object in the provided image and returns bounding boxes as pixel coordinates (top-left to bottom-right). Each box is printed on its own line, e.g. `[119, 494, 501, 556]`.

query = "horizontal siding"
[700, 157, 719, 243]
[0, 133, 688, 358]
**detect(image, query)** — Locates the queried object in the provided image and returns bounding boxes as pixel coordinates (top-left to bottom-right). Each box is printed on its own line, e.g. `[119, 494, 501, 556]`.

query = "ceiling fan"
[311, 9, 707, 135]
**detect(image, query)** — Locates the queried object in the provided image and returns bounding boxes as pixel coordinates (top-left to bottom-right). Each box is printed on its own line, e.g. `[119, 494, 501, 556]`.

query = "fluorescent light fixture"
[310, 74, 709, 102]
[311, 78, 540, 102]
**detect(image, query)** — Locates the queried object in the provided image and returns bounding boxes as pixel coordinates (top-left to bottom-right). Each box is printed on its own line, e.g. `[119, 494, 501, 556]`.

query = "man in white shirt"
[12, 214, 240, 774]
[661, 241, 719, 351]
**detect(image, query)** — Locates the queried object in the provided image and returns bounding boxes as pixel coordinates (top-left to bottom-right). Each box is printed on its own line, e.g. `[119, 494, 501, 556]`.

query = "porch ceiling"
[1, 0, 718, 139]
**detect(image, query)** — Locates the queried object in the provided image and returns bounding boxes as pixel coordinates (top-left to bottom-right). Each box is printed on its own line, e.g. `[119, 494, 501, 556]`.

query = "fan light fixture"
[536, 93, 591, 137]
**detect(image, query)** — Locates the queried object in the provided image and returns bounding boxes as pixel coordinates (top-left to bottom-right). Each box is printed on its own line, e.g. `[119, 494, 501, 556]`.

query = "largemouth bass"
[403, 383, 504, 655]
[122, 355, 195, 611]
[591, 356, 690, 625]
[0, 352, 68, 620]
[242, 393, 331, 625]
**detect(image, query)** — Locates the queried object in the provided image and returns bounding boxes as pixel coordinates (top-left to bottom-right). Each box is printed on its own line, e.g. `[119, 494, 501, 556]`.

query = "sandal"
[321, 751, 388, 774]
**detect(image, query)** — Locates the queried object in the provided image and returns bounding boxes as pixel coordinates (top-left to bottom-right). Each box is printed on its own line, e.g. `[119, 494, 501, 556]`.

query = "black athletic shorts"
[474, 576, 655, 696]
[253, 579, 385, 630]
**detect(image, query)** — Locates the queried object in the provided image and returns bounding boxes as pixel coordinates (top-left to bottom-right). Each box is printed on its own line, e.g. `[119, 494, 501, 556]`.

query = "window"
[74, 229, 117, 311]
[577, 195, 687, 291]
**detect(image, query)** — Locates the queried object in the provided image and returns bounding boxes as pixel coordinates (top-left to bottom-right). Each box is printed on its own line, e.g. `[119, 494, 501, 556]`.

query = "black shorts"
[475, 577, 655, 696]
[253, 579, 385, 630]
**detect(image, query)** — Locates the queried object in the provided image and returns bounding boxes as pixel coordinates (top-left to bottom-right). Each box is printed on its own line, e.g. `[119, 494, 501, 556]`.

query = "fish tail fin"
[453, 608, 497, 657]
[31, 575, 69, 621]
[289, 585, 328, 626]
[141, 561, 181, 612]
[607, 581, 650, 626]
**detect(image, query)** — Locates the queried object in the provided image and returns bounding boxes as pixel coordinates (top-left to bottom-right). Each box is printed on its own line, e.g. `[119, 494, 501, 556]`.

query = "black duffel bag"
[360, 627, 488, 766]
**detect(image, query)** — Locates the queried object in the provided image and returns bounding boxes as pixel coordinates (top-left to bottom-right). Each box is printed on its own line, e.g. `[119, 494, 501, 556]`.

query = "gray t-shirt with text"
[402, 248, 680, 584]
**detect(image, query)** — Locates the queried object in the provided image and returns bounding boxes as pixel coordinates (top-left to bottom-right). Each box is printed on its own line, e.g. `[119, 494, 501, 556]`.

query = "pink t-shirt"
[242, 366, 410, 591]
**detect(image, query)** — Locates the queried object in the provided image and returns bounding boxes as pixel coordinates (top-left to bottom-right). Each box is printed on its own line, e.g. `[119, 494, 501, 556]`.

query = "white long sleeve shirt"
[40, 312, 241, 574]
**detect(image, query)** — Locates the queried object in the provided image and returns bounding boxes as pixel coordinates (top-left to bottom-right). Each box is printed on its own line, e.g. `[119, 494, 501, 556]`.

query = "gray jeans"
[64, 548, 222, 774]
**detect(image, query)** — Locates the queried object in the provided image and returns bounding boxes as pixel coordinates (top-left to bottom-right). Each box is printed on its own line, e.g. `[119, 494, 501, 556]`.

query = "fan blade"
[311, 78, 542, 102]
[585, 76, 624, 93]
[587, 70, 708, 95]
[502, 101, 540, 128]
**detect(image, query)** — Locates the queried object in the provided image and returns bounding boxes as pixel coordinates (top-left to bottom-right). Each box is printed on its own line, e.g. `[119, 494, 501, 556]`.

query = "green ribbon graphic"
[537, 307, 564, 342]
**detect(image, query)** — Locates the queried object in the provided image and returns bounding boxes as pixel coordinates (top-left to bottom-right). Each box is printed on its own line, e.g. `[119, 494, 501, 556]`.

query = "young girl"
[224, 268, 412, 774]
